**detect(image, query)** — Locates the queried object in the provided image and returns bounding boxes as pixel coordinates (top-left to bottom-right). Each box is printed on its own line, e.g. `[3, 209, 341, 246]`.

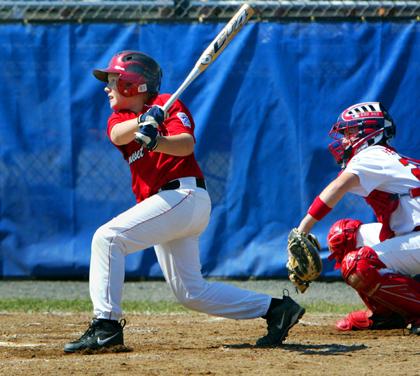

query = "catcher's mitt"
[286, 228, 322, 293]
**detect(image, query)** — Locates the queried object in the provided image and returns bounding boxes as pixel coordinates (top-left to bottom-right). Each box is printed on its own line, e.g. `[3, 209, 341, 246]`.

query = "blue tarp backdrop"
[0, 21, 419, 279]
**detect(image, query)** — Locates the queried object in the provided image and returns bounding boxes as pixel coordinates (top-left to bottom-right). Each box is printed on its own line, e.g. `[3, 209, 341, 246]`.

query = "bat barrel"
[162, 3, 254, 113]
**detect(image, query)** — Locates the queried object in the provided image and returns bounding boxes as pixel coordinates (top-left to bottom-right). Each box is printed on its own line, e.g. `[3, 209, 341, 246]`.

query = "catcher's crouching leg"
[337, 246, 420, 331]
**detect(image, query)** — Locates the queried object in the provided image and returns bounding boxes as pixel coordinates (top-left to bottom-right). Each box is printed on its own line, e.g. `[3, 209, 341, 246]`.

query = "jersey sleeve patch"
[177, 112, 192, 128]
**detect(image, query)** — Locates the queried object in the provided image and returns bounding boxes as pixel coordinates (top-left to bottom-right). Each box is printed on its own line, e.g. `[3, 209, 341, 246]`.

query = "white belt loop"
[177, 177, 197, 189]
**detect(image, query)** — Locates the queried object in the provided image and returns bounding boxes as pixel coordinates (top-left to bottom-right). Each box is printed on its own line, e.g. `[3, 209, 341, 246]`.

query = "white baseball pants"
[357, 223, 420, 276]
[89, 177, 271, 320]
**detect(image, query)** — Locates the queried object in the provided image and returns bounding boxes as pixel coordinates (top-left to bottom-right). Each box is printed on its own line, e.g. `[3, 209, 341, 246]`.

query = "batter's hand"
[138, 105, 166, 128]
[134, 123, 159, 150]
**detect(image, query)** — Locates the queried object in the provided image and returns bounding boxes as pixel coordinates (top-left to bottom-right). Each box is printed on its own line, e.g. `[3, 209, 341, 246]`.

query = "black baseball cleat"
[256, 294, 305, 347]
[370, 312, 407, 330]
[64, 318, 126, 353]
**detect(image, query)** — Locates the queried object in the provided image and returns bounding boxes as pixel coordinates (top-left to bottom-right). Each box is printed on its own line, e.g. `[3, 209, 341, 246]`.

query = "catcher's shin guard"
[341, 246, 420, 325]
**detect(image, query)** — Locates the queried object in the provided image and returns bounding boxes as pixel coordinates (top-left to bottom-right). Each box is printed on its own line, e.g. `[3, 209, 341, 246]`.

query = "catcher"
[288, 102, 420, 335]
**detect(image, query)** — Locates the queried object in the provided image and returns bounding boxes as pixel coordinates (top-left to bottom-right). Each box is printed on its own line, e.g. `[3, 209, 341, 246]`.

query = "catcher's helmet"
[93, 50, 162, 97]
[328, 102, 395, 168]
[327, 218, 362, 269]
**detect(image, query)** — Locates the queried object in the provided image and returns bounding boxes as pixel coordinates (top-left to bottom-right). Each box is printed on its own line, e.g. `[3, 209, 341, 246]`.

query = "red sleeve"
[153, 95, 196, 141]
[106, 110, 137, 140]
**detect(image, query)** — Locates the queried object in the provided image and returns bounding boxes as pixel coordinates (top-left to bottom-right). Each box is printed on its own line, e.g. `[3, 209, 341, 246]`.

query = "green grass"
[0, 298, 363, 315]
[304, 301, 364, 314]
[0, 299, 188, 314]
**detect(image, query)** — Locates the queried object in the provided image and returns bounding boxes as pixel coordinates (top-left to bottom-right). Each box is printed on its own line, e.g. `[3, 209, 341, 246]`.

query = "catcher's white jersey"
[345, 145, 420, 236]
[345, 145, 420, 275]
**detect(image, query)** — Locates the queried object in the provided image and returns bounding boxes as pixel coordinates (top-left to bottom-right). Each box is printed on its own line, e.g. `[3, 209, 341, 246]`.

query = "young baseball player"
[296, 102, 420, 334]
[64, 50, 305, 352]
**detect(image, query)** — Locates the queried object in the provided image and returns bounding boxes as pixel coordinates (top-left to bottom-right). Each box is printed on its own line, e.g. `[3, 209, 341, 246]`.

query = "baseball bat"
[162, 3, 254, 112]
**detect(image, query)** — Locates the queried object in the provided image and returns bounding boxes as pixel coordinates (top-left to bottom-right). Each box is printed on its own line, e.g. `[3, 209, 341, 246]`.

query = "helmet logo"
[114, 65, 125, 71]
[138, 84, 147, 93]
[343, 111, 383, 121]
[341, 102, 382, 121]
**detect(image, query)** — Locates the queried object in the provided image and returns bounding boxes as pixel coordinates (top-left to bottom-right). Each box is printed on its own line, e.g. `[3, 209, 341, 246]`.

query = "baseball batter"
[64, 50, 304, 352]
[297, 102, 420, 334]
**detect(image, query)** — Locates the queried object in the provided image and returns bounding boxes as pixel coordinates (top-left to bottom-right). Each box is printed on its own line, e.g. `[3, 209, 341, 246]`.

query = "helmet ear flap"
[116, 76, 147, 97]
[117, 79, 134, 97]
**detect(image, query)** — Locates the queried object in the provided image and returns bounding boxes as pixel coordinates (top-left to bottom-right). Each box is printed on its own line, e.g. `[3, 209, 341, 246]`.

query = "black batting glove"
[137, 105, 165, 127]
[134, 123, 159, 150]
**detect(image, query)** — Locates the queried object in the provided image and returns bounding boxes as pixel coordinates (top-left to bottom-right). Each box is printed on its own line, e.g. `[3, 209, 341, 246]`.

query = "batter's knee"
[91, 224, 117, 252]
[172, 280, 210, 312]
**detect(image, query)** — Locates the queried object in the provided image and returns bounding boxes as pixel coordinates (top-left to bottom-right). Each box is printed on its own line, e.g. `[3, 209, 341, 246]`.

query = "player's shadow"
[224, 343, 367, 355]
[281, 342, 367, 355]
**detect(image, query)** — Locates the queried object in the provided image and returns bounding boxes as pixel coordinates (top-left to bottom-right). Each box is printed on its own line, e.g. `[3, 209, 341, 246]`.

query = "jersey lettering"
[128, 148, 144, 164]
[398, 158, 420, 181]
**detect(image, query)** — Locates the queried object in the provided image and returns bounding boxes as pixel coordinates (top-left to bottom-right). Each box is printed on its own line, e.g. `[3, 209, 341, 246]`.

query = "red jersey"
[107, 94, 204, 202]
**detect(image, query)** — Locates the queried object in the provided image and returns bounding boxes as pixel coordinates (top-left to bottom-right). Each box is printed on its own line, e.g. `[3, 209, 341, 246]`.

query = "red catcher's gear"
[328, 102, 395, 168]
[365, 189, 400, 241]
[335, 309, 406, 331]
[327, 218, 363, 269]
[341, 247, 420, 324]
[336, 310, 372, 331]
[93, 50, 162, 97]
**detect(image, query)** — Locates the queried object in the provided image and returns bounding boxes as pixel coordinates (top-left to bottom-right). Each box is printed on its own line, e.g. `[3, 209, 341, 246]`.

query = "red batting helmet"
[93, 50, 162, 97]
[327, 218, 363, 269]
[328, 102, 395, 168]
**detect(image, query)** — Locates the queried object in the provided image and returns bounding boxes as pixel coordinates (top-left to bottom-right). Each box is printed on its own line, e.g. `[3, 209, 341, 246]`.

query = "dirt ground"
[0, 312, 418, 376]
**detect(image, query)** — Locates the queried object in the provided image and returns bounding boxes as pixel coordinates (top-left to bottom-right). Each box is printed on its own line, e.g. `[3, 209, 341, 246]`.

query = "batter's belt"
[159, 177, 206, 192]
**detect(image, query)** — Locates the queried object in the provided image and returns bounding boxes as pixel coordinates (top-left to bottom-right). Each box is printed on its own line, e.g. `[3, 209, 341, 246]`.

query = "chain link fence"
[0, 1, 418, 23]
